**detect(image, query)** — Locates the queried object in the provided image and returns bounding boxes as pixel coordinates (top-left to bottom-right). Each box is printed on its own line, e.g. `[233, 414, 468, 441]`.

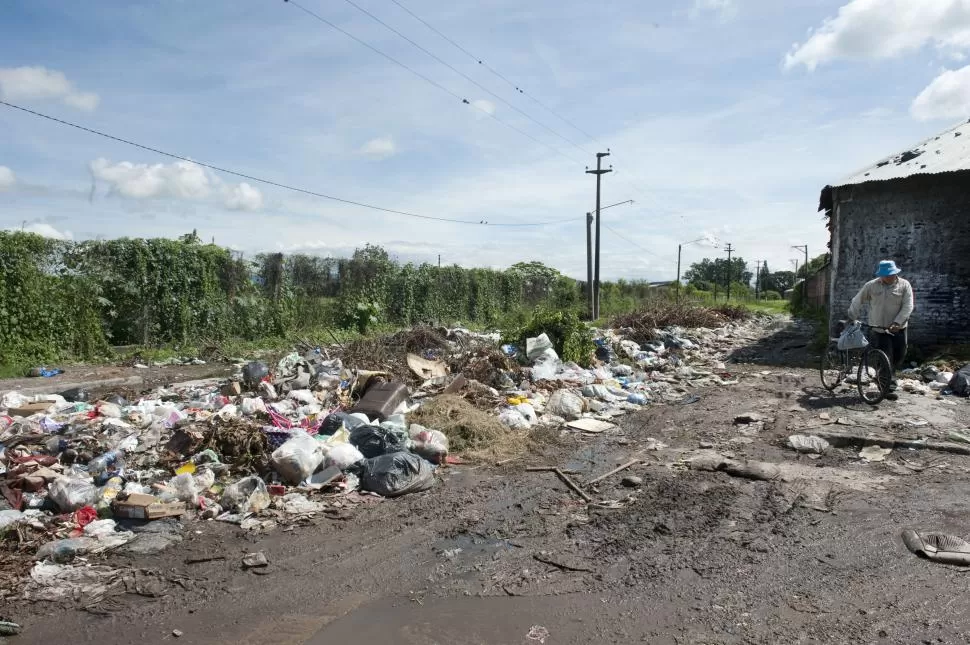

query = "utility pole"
[724, 243, 734, 301]
[586, 151, 612, 319]
[754, 260, 761, 301]
[792, 245, 808, 303]
[438, 254, 441, 268]
[586, 212, 594, 319]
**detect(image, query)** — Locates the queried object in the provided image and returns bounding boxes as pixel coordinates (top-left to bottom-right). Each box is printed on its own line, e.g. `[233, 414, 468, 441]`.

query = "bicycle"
[819, 322, 894, 405]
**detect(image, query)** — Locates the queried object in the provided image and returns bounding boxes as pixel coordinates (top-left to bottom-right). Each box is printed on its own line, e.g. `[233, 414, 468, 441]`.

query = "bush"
[503, 307, 595, 367]
[763, 290, 781, 301]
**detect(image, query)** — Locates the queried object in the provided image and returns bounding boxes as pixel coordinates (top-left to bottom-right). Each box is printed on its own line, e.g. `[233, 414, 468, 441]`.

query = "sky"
[2, 0, 970, 281]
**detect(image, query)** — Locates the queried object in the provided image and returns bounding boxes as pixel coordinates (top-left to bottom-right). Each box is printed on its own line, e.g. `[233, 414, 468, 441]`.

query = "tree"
[684, 257, 752, 289]
[509, 261, 563, 303]
[768, 271, 796, 293]
[796, 253, 830, 279]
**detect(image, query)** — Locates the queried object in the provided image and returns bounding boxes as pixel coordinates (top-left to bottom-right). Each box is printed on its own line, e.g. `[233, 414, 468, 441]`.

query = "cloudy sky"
[1, 0, 969, 280]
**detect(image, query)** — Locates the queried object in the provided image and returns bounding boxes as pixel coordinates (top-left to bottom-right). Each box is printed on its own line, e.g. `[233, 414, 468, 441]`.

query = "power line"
[0, 100, 582, 228]
[602, 222, 676, 263]
[337, 0, 592, 159]
[387, 0, 605, 148]
[283, 0, 578, 165]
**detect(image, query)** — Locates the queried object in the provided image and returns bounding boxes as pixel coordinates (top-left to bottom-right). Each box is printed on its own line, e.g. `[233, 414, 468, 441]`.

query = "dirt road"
[8, 328, 970, 644]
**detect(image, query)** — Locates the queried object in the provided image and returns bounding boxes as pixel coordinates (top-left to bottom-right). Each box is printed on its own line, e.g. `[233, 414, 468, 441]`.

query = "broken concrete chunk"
[859, 445, 892, 462]
[242, 551, 269, 568]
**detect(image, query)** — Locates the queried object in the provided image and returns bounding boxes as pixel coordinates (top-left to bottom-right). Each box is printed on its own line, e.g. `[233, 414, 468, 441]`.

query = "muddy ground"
[7, 322, 970, 645]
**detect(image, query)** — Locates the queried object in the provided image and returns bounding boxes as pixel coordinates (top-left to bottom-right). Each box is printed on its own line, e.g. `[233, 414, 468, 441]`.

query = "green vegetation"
[502, 307, 596, 367]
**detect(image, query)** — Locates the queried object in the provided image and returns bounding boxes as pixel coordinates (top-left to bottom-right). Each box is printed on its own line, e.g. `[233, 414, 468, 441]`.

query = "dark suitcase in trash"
[350, 381, 409, 422]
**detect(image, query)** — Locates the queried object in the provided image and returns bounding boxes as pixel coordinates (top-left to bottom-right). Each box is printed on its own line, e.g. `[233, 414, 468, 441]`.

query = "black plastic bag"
[359, 452, 435, 497]
[242, 362, 269, 389]
[950, 364, 970, 397]
[320, 412, 350, 436]
[349, 425, 405, 458]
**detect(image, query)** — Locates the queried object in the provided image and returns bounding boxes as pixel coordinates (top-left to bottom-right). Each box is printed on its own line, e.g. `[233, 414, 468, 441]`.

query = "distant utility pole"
[438, 254, 441, 268]
[724, 243, 734, 301]
[792, 244, 808, 302]
[586, 151, 612, 319]
[754, 260, 761, 301]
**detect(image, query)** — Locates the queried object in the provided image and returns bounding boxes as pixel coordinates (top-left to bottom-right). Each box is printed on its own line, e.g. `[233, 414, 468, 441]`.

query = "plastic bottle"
[627, 393, 649, 405]
[87, 450, 122, 478]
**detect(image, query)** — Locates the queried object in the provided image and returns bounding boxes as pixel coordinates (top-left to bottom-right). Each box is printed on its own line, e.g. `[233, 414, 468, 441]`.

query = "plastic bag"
[35, 537, 98, 563]
[514, 403, 537, 426]
[531, 348, 561, 381]
[324, 443, 365, 470]
[949, 365, 970, 397]
[288, 390, 317, 405]
[0, 510, 24, 532]
[241, 397, 267, 415]
[788, 435, 830, 454]
[837, 323, 869, 351]
[546, 390, 585, 420]
[271, 431, 325, 485]
[320, 412, 350, 436]
[499, 408, 531, 430]
[408, 425, 449, 464]
[359, 452, 435, 497]
[49, 476, 99, 512]
[526, 333, 554, 361]
[350, 425, 406, 459]
[97, 402, 123, 419]
[169, 473, 199, 504]
[221, 476, 271, 513]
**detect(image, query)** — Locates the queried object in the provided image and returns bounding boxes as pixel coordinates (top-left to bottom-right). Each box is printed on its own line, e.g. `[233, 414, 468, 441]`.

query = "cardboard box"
[112, 493, 186, 520]
[8, 401, 55, 417]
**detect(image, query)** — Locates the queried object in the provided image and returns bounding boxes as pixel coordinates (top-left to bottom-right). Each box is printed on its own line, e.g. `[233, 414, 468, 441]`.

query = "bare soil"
[6, 321, 970, 645]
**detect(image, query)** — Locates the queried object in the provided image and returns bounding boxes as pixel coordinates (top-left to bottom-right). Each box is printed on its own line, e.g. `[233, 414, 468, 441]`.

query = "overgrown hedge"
[0, 232, 664, 368]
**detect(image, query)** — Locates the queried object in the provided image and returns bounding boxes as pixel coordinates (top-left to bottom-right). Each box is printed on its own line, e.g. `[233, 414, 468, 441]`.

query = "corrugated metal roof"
[837, 118, 970, 187]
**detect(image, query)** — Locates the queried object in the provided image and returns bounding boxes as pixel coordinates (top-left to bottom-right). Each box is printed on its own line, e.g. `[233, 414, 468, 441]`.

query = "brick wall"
[828, 171, 970, 346]
[805, 264, 830, 309]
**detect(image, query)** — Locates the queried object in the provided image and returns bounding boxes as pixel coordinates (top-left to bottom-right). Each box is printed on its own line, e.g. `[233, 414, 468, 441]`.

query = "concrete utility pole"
[724, 243, 734, 301]
[583, 200, 631, 320]
[586, 151, 612, 319]
[792, 244, 808, 302]
[586, 212, 594, 319]
[754, 260, 761, 301]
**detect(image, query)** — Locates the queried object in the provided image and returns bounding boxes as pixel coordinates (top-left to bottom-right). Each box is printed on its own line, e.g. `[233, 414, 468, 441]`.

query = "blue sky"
[2, 0, 969, 280]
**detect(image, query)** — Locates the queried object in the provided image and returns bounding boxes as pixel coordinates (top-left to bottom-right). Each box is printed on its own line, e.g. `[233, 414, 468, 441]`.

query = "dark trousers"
[870, 328, 908, 386]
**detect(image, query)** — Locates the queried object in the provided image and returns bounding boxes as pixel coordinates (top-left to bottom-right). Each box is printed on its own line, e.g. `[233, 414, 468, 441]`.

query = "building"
[819, 118, 970, 346]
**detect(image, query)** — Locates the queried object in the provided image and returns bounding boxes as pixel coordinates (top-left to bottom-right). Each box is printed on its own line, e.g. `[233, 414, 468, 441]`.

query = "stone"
[734, 412, 764, 424]
[621, 476, 643, 488]
[173, 630, 183, 638]
[242, 551, 269, 568]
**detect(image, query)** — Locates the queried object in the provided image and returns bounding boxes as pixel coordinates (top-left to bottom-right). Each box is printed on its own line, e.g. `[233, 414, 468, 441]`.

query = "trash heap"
[0, 318, 757, 591]
[899, 363, 970, 397]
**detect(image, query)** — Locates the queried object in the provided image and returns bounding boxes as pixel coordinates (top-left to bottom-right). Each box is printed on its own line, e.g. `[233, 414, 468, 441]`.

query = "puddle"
[434, 532, 513, 559]
[565, 446, 598, 473]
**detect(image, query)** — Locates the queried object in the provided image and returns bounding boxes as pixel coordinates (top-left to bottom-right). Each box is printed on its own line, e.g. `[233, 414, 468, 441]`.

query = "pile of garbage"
[0, 317, 755, 594]
[899, 364, 970, 397]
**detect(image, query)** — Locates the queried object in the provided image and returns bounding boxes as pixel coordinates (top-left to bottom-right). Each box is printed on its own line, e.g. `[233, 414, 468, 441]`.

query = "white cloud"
[688, 0, 737, 21]
[358, 136, 397, 160]
[785, 0, 970, 71]
[20, 223, 73, 240]
[0, 66, 99, 111]
[0, 166, 15, 192]
[470, 99, 496, 118]
[224, 182, 264, 211]
[90, 158, 264, 211]
[911, 64, 970, 119]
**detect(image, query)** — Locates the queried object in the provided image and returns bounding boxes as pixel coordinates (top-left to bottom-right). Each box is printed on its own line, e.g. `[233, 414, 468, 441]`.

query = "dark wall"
[828, 171, 970, 346]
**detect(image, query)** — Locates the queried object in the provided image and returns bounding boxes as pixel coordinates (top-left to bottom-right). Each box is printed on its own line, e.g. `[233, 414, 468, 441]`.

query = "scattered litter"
[526, 625, 550, 644]
[621, 475, 643, 488]
[566, 418, 616, 434]
[242, 552, 269, 569]
[788, 435, 830, 455]
[902, 530, 970, 566]
[859, 445, 893, 462]
[734, 412, 765, 424]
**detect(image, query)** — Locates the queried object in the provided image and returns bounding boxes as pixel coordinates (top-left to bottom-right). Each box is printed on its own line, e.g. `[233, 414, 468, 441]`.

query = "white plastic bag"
[49, 477, 99, 512]
[531, 348, 561, 381]
[499, 408, 531, 430]
[408, 425, 449, 464]
[221, 476, 271, 513]
[838, 323, 869, 351]
[514, 403, 538, 426]
[526, 333, 554, 360]
[241, 397, 267, 415]
[324, 443, 365, 470]
[271, 431, 324, 485]
[546, 390, 585, 420]
[787, 435, 830, 454]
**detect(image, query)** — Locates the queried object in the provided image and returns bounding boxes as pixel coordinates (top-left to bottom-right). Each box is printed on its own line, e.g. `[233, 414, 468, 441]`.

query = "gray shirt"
[848, 277, 915, 330]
